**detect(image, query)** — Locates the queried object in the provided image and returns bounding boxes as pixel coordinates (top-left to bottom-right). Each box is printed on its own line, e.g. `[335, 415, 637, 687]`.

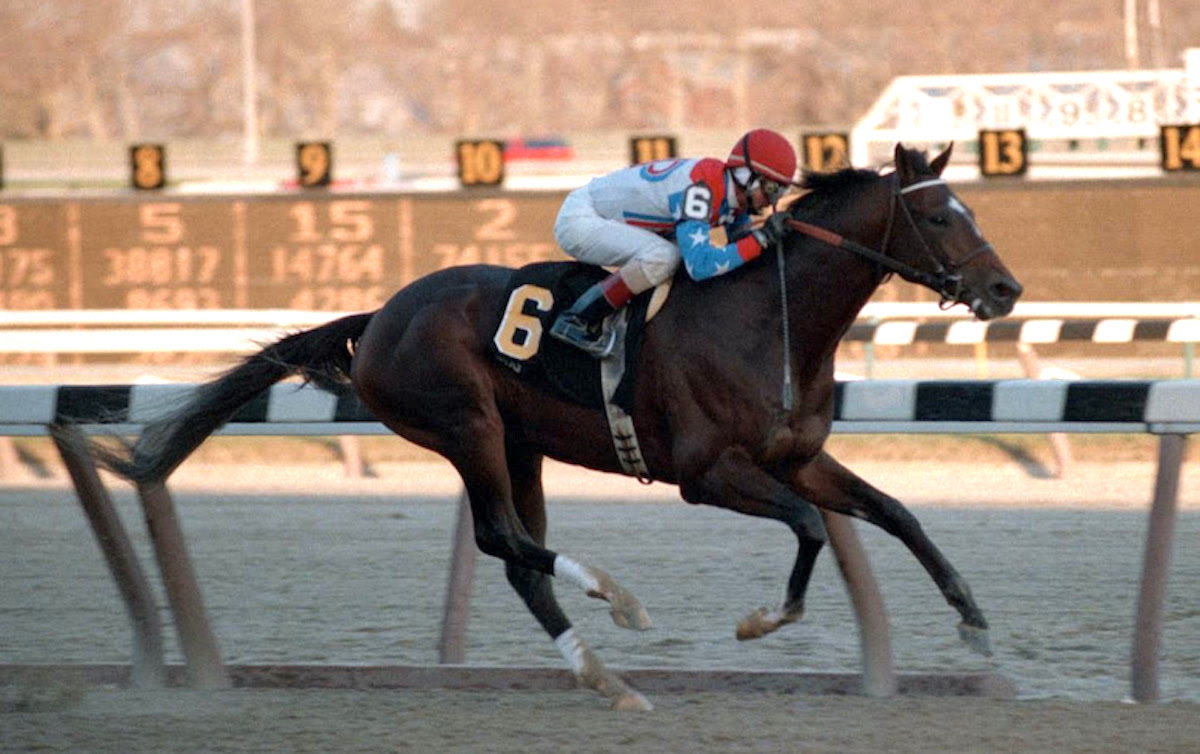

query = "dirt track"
[4, 684, 1200, 754]
[3, 457, 1198, 753]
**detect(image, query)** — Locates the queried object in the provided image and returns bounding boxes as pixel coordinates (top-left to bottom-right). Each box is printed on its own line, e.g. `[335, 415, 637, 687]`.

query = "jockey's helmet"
[727, 128, 797, 184]
[726, 128, 797, 205]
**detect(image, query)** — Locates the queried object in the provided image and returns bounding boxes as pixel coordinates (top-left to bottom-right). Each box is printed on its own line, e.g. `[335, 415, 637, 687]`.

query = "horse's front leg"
[794, 452, 991, 656]
[679, 446, 828, 640]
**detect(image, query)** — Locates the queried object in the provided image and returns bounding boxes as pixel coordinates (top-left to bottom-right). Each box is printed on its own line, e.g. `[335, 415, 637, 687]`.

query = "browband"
[899, 178, 947, 195]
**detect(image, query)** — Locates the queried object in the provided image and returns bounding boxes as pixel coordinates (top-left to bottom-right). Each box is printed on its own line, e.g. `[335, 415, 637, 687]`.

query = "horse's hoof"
[612, 690, 654, 712]
[958, 623, 993, 656]
[584, 663, 654, 711]
[736, 607, 771, 641]
[736, 606, 801, 641]
[610, 598, 653, 631]
[588, 569, 652, 630]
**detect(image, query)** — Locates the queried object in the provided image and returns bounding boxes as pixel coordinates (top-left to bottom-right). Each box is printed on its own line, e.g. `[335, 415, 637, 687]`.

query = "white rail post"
[1130, 432, 1188, 703]
[438, 489, 477, 664]
[0, 437, 19, 480]
[338, 436, 365, 478]
[137, 480, 231, 689]
[50, 424, 167, 688]
[1015, 343, 1073, 478]
[822, 510, 896, 696]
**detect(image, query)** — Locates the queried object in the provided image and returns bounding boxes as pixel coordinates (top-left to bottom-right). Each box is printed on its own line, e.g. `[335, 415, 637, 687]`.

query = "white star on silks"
[713, 260, 731, 275]
[687, 227, 708, 248]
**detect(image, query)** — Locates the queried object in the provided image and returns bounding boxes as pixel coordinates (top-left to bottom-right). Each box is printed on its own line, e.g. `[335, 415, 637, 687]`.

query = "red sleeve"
[735, 234, 765, 262]
[687, 158, 729, 224]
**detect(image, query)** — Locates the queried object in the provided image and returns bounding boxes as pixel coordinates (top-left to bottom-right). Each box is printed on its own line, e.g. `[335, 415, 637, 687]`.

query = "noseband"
[785, 175, 994, 307]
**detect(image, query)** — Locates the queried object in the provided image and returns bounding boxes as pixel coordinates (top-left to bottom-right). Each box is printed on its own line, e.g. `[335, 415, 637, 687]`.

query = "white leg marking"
[554, 627, 588, 676]
[553, 555, 600, 593]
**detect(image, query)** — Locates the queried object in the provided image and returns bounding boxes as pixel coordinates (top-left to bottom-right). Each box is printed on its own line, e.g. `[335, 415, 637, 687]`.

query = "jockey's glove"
[754, 211, 789, 249]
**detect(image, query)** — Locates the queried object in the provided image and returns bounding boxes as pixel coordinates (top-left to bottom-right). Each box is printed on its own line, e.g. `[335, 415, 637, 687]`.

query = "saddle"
[489, 261, 660, 479]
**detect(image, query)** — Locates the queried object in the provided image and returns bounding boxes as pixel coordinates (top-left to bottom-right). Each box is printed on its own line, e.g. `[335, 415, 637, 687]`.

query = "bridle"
[783, 174, 995, 308]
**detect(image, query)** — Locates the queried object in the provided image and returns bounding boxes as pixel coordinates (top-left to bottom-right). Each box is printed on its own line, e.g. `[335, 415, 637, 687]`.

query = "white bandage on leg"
[553, 555, 600, 593]
[554, 627, 588, 676]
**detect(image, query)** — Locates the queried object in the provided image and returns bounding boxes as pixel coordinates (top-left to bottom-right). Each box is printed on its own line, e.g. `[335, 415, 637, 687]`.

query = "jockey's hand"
[755, 211, 790, 249]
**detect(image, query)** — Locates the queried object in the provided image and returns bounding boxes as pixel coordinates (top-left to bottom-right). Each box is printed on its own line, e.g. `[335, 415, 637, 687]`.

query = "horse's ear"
[930, 142, 955, 176]
[893, 143, 915, 183]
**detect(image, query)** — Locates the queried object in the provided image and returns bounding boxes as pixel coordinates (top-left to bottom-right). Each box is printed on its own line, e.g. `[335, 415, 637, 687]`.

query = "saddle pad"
[490, 261, 650, 412]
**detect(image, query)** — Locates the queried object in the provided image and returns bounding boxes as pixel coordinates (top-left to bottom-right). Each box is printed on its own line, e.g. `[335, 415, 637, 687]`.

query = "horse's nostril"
[991, 279, 1022, 302]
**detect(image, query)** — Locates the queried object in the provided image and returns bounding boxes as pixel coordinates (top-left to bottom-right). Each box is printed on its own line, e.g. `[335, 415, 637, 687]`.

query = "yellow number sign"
[130, 144, 167, 190]
[1160, 125, 1200, 171]
[801, 132, 849, 173]
[296, 142, 333, 187]
[456, 140, 505, 187]
[629, 135, 677, 165]
[978, 129, 1027, 177]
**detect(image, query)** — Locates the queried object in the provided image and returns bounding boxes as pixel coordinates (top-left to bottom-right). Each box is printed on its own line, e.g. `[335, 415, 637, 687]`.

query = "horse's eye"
[928, 213, 950, 227]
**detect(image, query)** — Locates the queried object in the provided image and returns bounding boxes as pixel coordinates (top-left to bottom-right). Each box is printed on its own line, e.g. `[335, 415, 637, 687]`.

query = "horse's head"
[888, 143, 1022, 319]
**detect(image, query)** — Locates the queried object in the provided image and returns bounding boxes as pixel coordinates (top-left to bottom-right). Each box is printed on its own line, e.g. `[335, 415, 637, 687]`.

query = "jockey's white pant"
[554, 185, 679, 294]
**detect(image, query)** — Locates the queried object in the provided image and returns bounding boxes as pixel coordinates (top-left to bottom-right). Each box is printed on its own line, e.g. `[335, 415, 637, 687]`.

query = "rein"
[785, 217, 939, 282]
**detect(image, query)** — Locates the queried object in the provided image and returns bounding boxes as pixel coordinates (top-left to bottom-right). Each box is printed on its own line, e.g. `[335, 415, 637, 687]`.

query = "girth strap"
[599, 309, 652, 483]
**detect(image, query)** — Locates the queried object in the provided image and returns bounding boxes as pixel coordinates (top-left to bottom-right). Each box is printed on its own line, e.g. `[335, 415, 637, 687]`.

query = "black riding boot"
[549, 281, 619, 358]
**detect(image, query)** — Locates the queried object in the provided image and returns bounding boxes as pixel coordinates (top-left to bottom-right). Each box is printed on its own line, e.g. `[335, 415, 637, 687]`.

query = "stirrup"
[550, 315, 617, 359]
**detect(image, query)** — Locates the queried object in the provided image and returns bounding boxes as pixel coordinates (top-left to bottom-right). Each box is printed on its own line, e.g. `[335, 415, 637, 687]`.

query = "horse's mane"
[791, 147, 932, 214]
[794, 167, 880, 211]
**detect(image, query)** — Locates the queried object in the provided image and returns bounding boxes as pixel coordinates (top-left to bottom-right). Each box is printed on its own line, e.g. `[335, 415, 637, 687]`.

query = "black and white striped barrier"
[0, 383, 381, 436]
[845, 317, 1200, 345]
[3, 380, 1199, 436]
[833, 379, 1200, 434]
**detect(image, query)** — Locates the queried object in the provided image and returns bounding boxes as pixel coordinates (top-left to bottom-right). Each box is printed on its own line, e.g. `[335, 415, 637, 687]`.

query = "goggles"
[753, 176, 785, 205]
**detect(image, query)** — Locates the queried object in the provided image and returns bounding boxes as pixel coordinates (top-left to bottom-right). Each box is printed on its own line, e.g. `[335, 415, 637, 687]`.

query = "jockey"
[549, 128, 797, 358]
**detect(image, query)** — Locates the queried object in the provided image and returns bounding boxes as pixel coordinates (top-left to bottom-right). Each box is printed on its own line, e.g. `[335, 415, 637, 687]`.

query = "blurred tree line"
[0, 0, 1196, 140]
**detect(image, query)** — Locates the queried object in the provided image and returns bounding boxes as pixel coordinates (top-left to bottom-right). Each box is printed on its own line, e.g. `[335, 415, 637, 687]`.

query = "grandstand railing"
[4, 303, 1196, 354]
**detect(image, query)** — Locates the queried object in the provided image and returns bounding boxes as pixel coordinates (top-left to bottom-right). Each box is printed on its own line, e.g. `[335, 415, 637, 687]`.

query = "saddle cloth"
[489, 261, 652, 415]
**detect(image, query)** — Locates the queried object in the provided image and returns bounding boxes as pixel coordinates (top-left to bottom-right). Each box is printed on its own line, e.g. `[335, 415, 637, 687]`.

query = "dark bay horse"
[97, 144, 1021, 710]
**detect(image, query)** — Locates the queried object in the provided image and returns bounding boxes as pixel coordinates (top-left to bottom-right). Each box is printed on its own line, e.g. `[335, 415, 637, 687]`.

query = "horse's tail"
[95, 312, 376, 484]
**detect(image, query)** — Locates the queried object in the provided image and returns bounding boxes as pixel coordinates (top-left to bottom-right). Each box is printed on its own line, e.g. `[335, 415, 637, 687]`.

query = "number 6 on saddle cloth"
[491, 261, 658, 410]
[491, 261, 660, 480]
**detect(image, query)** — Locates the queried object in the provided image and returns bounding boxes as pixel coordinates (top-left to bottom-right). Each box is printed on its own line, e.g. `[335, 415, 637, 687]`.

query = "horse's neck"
[784, 183, 892, 362]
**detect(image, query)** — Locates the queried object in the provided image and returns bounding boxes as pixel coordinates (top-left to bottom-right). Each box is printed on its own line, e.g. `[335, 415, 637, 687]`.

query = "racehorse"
[96, 144, 1021, 710]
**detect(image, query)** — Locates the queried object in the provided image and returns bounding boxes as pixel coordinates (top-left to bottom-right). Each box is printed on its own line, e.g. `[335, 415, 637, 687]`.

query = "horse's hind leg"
[504, 445, 652, 711]
[451, 429, 651, 633]
[354, 322, 648, 633]
[795, 452, 991, 656]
